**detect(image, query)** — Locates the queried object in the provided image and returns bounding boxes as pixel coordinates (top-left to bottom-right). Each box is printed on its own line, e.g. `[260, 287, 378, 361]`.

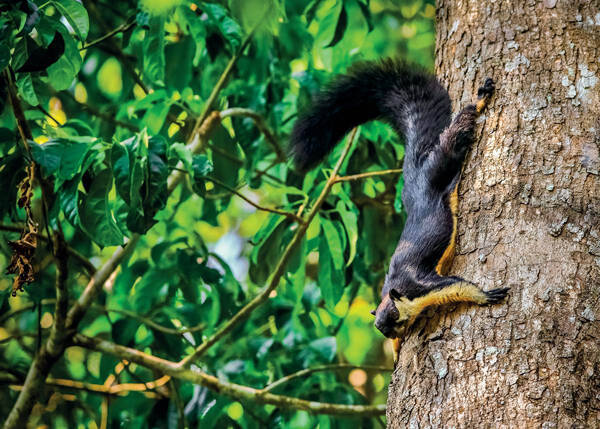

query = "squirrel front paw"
[476, 77, 495, 112]
[483, 287, 509, 304]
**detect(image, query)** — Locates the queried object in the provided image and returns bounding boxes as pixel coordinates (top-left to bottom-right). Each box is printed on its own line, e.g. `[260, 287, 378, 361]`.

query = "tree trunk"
[386, 0, 600, 427]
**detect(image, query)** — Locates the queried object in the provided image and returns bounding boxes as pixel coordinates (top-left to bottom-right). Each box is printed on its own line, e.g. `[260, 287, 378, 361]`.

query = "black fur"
[290, 59, 452, 172]
[290, 59, 500, 337]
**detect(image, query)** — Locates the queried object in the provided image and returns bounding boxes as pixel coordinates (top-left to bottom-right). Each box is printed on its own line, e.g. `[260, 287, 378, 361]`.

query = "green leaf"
[336, 201, 358, 266]
[143, 16, 166, 84]
[170, 143, 213, 194]
[59, 176, 80, 226]
[30, 139, 92, 182]
[12, 36, 28, 71]
[79, 169, 124, 247]
[191, 154, 213, 195]
[142, 101, 171, 135]
[171, 142, 192, 170]
[202, 3, 243, 51]
[318, 237, 343, 309]
[112, 132, 146, 211]
[210, 124, 242, 188]
[249, 216, 289, 284]
[52, 0, 89, 41]
[325, 3, 348, 48]
[176, 6, 207, 65]
[304, 0, 325, 23]
[321, 218, 344, 270]
[355, 0, 374, 32]
[15, 73, 38, 106]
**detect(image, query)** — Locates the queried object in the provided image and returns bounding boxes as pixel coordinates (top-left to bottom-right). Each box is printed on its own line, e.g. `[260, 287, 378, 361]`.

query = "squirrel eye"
[370, 309, 376, 316]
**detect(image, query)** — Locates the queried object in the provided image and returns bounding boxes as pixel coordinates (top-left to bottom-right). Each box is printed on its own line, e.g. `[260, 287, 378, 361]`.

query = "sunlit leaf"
[52, 0, 89, 41]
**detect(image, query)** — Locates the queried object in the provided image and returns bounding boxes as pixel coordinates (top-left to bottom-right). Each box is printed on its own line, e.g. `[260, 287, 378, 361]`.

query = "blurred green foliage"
[0, 0, 435, 427]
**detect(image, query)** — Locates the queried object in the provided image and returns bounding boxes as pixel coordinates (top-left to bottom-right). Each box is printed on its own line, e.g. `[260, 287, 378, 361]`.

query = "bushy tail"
[290, 59, 452, 171]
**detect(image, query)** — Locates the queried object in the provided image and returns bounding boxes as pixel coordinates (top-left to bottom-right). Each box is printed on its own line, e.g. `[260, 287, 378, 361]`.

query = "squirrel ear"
[389, 289, 403, 301]
[370, 309, 376, 316]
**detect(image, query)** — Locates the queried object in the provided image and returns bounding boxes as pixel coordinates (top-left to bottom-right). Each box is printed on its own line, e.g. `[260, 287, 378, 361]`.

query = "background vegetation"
[0, 0, 435, 427]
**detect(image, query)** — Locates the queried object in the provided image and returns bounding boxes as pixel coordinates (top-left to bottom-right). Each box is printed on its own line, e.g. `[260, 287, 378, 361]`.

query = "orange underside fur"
[435, 185, 459, 276]
[393, 185, 459, 363]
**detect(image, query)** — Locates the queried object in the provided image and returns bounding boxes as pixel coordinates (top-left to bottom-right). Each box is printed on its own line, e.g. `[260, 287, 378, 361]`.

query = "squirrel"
[290, 59, 509, 364]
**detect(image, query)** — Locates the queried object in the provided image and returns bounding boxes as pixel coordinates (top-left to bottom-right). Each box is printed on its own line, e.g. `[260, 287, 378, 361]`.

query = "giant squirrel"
[290, 59, 509, 364]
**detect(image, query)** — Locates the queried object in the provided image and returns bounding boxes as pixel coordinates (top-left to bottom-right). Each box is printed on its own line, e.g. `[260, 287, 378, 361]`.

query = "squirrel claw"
[484, 287, 510, 304]
[477, 77, 495, 99]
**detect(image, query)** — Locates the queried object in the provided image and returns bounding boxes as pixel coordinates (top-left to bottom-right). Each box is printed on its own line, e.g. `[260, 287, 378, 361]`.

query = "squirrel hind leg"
[476, 77, 495, 113]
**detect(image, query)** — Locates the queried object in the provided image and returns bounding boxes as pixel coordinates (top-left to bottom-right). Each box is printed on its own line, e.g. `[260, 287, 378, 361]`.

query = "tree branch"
[46, 232, 69, 351]
[178, 128, 359, 367]
[262, 364, 392, 393]
[73, 333, 386, 416]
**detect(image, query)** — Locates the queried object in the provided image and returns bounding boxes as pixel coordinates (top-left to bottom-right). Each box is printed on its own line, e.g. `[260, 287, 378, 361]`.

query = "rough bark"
[387, 0, 600, 427]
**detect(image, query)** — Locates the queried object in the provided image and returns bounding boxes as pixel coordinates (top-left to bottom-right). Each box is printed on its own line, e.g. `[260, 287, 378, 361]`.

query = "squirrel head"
[371, 289, 413, 338]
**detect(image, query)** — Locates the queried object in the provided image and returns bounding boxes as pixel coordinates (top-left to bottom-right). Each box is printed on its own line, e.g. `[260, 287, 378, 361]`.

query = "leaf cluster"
[0, 0, 435, 427]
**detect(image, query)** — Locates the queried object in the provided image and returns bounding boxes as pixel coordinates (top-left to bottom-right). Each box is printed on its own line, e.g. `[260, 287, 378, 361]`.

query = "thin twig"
[208, 177, 304, 223]
[73, 333, 386, 416]
[333, 168, 403, 183]
[7, 376, 168, 398]
[205, 141, 244, 164]
[36, 105, 61, 127]
[220, 108, 285, 161]
[262, 364, 393, 393]
[178, 128, 359, 367]
[80, 20, 135, 51]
